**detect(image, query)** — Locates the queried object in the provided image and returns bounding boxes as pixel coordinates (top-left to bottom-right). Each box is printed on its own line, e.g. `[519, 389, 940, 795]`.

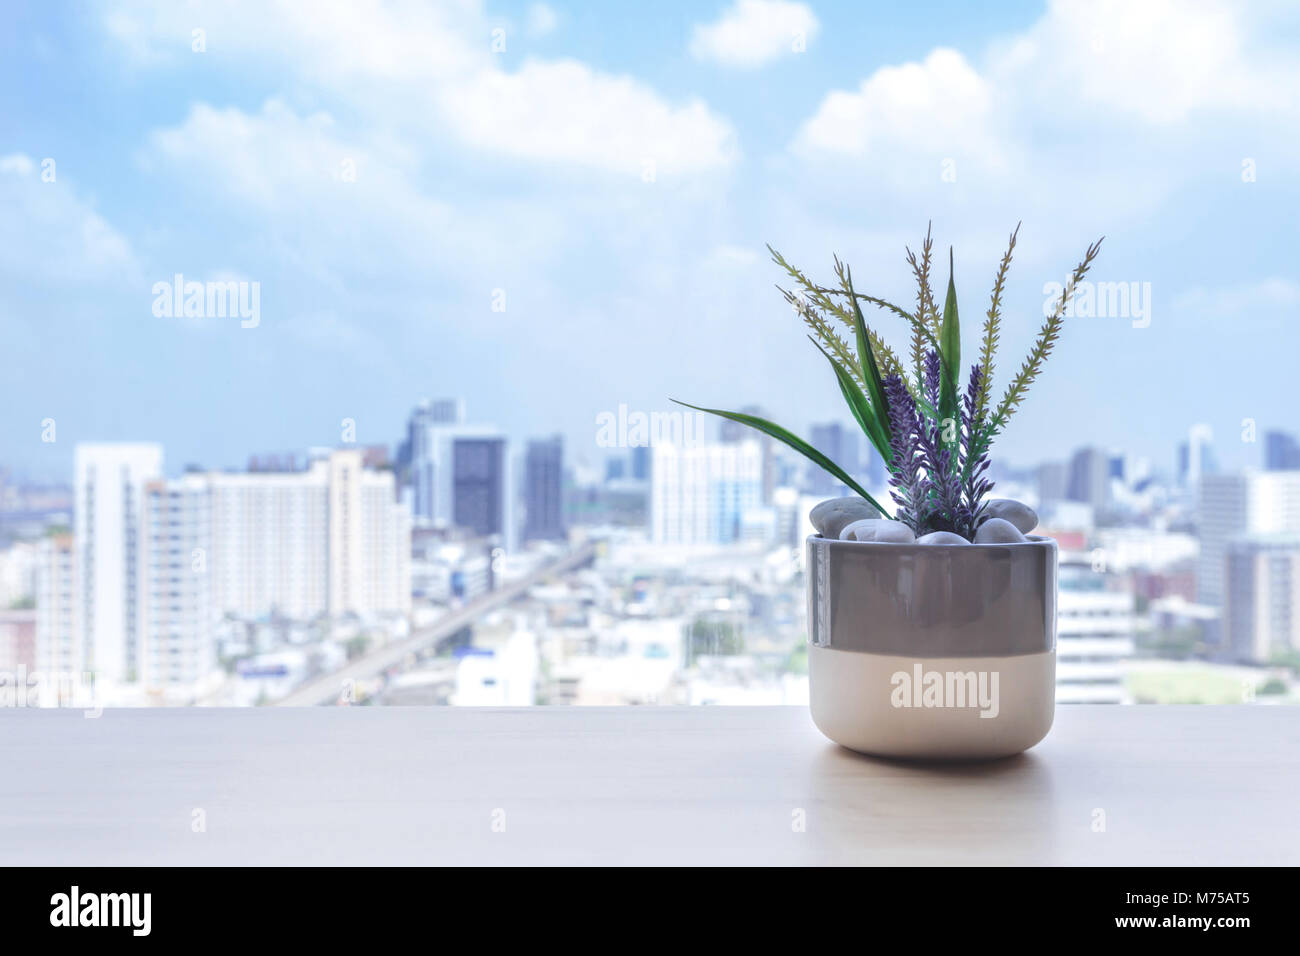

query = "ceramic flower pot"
[806, 534, 1057, 760]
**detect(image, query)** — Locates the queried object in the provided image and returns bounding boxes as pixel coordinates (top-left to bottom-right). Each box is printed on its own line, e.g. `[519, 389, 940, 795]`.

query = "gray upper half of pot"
[806, 534, 1058, 657]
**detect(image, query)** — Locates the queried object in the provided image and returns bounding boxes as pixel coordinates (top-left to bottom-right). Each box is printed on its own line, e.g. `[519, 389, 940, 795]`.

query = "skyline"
[4, 0, 1299, 483]
[0, 390, 1290, 487]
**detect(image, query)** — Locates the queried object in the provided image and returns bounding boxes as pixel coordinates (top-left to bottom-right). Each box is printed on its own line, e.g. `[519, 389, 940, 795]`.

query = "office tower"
[719, 405, 774, 503]
[604, 456, 626, 482]
[809, 423, 856, 496]
[524, 436, 566, 543]
[1066, 446, 1110, 513]
[1265, 430, 1300, 471]
[1056, 562, 1135, 703]
[629, 444, 651, 482]
[34, 533, 78, 682]
[1225, 534, 1300, 662]
[400, 398, 465, 465]
[650, 440, 763, 545]
[453, 436, 508, 539]
[397, 398, 466, 511]
[1177, 423, 1216, 488]
[73, 443, 163, 685]
[1038, 461, 1067, 506]
[1198, 471, 1300, 609]
[139, 474, 213, 689]
[399, 398, 508, 535]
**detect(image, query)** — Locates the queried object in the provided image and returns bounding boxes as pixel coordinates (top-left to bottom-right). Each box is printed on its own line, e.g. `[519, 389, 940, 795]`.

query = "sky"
[2, 0, 1299, 484]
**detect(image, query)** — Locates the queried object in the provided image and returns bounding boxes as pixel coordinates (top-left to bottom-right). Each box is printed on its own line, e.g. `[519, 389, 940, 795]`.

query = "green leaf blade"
[938, 249, 961, 442]
[845, 274, 893, 451]
[669, 399, 889, 516]
[809, 337, 891, 463]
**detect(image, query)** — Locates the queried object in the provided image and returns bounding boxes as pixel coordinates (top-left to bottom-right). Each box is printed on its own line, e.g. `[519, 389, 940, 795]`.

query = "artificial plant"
[674, 224, 1104, 541]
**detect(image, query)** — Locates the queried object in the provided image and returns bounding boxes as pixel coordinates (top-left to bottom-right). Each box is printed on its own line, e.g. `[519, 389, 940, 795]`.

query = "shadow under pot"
[806, 534, 1058, 760]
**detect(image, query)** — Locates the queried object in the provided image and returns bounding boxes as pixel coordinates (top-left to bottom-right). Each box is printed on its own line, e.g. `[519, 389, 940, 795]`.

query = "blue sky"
[2, 0, 1298, 483]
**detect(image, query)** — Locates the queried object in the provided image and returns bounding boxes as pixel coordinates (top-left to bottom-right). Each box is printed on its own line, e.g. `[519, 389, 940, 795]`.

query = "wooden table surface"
[2, 705, 1296, 865]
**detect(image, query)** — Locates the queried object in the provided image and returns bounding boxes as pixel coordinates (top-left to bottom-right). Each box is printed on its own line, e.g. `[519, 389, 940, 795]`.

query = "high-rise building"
[397, 401, 509, 538]
[1066, 446, 1110, 513]
[524, 436, 565, 543]
[208, 468, 330, 619]
[1265, 430, 1300, 471]
[1225, 534, 1300, 662]
[719, 405, 775, 503]
[39, 448, 412, 698]
[0, 608, 35, 674]
[650, 441, 763, 545]
[809, 423, 856, 496]
[453, 436, 508, 540]
[1198, 471, 1300, 609]
[629, 444, 651, 482]
[398, 398, 465, 519]
[140, 474, 213, 690]
[34, 533, 78, 684]
[73, 443, 163, 685]
[1178, 423, 1216, 489]
[1056, 562, 1136, 703]
[1038, 461, 1068, 506]
[208, 450, 409, 621]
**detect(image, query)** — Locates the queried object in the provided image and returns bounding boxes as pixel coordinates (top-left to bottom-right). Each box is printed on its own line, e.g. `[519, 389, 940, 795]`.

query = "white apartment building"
[1224, 534, 1300, 662]
[208, 468, 330, 620]
[139, 474, 214, 692]
[34, 533, 79, 683]
[1056, 563, 1136, 704]
[0, 540, 37, 608]
[650, 441, 763, 546]
[73, 443, 163, 685]
[1198, 472, 1300, 609]
[37, 445, 412, 699]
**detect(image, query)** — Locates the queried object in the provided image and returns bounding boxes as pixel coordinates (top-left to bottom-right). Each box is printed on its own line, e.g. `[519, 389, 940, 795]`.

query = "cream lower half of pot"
[809, 644, 1056, 760]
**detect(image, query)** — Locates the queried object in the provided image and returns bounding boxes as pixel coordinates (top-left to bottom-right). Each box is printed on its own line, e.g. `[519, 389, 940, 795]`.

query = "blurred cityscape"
[1, 401, 1298, 707]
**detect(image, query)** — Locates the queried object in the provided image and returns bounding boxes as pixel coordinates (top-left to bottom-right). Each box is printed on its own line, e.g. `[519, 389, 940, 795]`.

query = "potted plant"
[676, 224, 1103, 759]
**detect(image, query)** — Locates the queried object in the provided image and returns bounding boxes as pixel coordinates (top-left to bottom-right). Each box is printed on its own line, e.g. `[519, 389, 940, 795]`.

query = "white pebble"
[839, 519, 916, 543]
[811, 496, 882, 539]
[915, 531, 970, 545]
[982, 499, 1038, 534]
[973, 517, 1027, 544]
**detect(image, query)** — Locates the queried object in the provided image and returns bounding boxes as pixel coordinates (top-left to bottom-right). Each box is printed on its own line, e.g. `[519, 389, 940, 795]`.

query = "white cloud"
[787, 0, 1300, 234]
[795, 48, 997, 161]
[138, 99, 470, 276]
[690, 0, 818, 68]
[994, 0, 1295, 125]
[105, 0, 737, 179]
[527, 3, 558, 37]
[0, 153, 136, 283]
[439, 58, 738, 176]
[0, 154, 35, 174]
[796, 0, 1300, 168]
